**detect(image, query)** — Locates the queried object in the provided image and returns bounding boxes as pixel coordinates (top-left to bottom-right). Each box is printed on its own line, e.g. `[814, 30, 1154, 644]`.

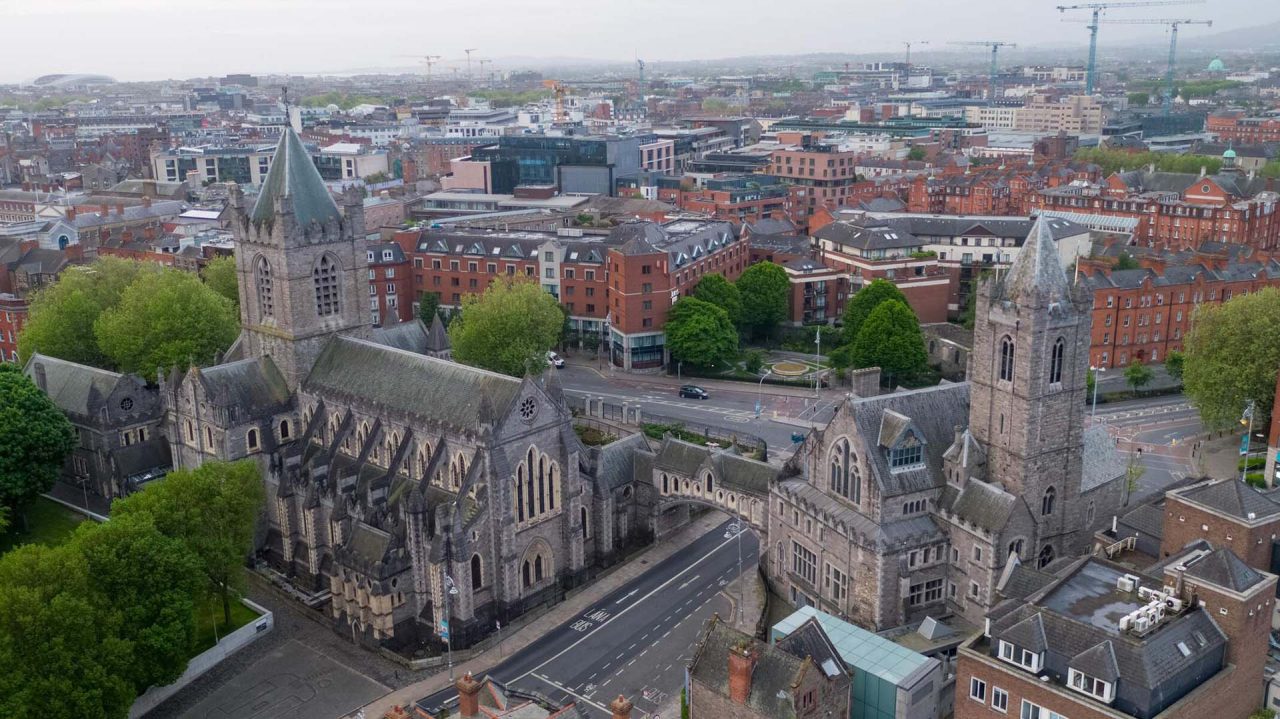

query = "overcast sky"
[1, 0, 1269, 83]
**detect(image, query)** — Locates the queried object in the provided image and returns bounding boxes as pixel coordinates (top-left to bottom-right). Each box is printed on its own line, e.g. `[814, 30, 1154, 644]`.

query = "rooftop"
[773, 606, 937, 687]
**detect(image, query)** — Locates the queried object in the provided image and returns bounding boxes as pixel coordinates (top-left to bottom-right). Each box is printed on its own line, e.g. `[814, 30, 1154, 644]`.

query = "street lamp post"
[814, 330, 822, 398]
[1241, 400, 1256, 484]
[756, 370, 771, 417]
[725, 523, 745, 625]
[1090, 366, 1105, 418]
[442, 573, 459, 680]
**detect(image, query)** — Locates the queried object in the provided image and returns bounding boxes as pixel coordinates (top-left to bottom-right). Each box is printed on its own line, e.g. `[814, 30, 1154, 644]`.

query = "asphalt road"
[416, 519, 759, 718]
[1091, 394, 1204, 503]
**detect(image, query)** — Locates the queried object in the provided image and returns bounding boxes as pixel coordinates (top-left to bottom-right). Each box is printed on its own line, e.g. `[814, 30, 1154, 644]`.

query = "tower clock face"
[519, 396, 538, 423]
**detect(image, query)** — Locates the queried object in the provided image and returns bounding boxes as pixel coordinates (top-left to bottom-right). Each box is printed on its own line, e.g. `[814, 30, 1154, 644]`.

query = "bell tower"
[230, 125, 371, 390]
[967, 219, 1092, 562]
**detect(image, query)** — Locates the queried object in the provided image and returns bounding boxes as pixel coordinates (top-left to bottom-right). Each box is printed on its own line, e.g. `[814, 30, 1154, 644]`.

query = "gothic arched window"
[1041, 486, 1056, 516]
[999, 335, 1015, 382]
[1038, 544, 1055, 569]
[514, 468, 525, 522]
[522, 560, 531, 588]
[1049, 337, 1065, 385]
[255, 256, 273, 320]
[470, 554, 482, 591]
[1008, 539, 1024, 560]
[313, 254, 340, 317]
[704, 471, 714, 495]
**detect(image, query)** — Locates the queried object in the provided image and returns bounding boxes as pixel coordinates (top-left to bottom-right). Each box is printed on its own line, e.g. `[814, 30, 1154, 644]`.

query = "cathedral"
[765, 219, 1130, 631]
[160, 128, 651, 650]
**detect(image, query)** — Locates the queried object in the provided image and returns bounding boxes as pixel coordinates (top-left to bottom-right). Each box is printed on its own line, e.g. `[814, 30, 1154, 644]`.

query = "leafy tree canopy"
[850, 300, 928, 381]
[842, 279, 910, 346]
[0, 364, 76, 518]
[1073, 147, 1222, 176]
[665, 297, 738, 368]
[94, 268, 238, 376]
[417, 292, 441, 325]
[1183, 288, 1280, 429]
[448, 278, 563, 376]
[201, 255, 239, 309]
[735, 262, 789, 340]
[1164, 349, 1185, 382]
[112, 460, 264, 625]
[692, 274, 743, 328]
[1124, 361, 1154, 391]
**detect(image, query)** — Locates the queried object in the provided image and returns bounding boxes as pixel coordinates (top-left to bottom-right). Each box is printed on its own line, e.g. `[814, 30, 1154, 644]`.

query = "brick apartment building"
[1031, 164, 1280, 252]
[767, 139, 866, 226]
[1207, 112, 1280, 145]
[605, 219, 745, 369]
[812, 220, 951, 323]
[956, 549, 1275, 719]
[1158, 479, 1280, 567]
[366, 242, 413, 326]
[668, 174, 792, 226]
[1081, 246, 1280, 368]
[782, 258, 849, 325]
[907, 163, 1091, 217]
[0, 294, 25, 362]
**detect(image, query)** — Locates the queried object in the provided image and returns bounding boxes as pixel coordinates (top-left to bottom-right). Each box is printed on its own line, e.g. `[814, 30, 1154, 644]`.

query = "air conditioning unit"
[1119, 615, 1133, 631]
[1137, 586, 1153, 600]
[1166, 597, 1185, 613]
[1117, 576, 1137, 592]
[1134, 616, 1151, 633]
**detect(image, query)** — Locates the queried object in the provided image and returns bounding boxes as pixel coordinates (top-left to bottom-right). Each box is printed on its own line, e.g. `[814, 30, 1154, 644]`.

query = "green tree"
[907, 145, 927, 161]
[842, 278, 910, 346]
[201, 255, 239, 309]
[448, 278, 564, 376]
[0, 543, 133, 719]
[417, 292, 441, 325]
[0, 364, 76, 526]
[850, 300, 928, 382]
[735, 262, 789, 340]
[1114, 252, 1140, 270]
[72, 514, 202, 693]
[692, 274, 743, 328]
[1124, 361, 1154, 392]
[1164, 349, 1185, 382]
[17, 258, 159, 367]
[1127, 92, 1150, 106]
[742, 349, 765, 375]
[113, 460, 264, 625]
[664, 297, 738, 368]
[1183, 288, 1280, 429]
[1086, 367, 1096, 399]
[94, 268, 238, 375]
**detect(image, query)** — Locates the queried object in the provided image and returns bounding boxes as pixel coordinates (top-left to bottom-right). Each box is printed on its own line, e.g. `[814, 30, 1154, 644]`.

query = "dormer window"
[1068, 669, 1114, 703]
[890, 443, 923, 469]
[998, 641, 1042, 672]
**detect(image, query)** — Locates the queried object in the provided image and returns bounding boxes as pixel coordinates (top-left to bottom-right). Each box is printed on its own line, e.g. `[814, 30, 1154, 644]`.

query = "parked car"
[679, 385, 709, 400]
[546, 351, 565, 368]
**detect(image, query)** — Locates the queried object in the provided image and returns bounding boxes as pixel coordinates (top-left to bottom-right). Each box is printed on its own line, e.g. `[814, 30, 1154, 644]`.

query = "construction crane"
[636, 58, 646, 98]
[1055, 1, 1204, 94]
[477, 58, 493, 85]
[464, 48, 478, 84]
[395, 54, 442, 84]
[1067, 17, 1212, 115]
[542, 79, 569, 123]
[903, 41, 929, 67]
[949, 41, 1017, 105]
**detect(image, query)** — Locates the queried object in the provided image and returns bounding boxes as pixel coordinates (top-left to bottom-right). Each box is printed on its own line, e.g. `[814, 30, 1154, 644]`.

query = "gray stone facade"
[764, 219, 1129, 632]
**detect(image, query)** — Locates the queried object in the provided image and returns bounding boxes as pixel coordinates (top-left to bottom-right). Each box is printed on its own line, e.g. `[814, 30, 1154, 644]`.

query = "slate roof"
[813, 221, 922, 251]
[993, 218, 1074, 308]
[1181, 547, 1266, 593]
[998, 561, 1057, 600]
[652, 436, 709, 476]
[861, 214, 1087, 243]
[24, 353, 123, 417]
[1118, 503, 1165, 540]
[743, 217, 798, 236]
[1082, 424, 1126, 492]
[1172, 478, 1280, 521]
[610, 221, 666, 255]
[775, 618, 846, 679]
[949, 478, 1016, 533]
[1003, 613, 1048, 652]
[250, 127, 340, 228]
[842, 382, 970, 497]
[305, 337, 522, 429]
[710, 452, 779, 495]
[197, 356, 291, 414]
[1072, 641, 1120, 682]
[689, 617, 806, 719]
[772, 606, 938, 687]
[776, 479, 946, 551]
[69, 200, 186, 229]
[595, 433, 650, 491]
[425, 314, 450, 352]
[373, 319, 432, 354]
[114, 440, 172, 480]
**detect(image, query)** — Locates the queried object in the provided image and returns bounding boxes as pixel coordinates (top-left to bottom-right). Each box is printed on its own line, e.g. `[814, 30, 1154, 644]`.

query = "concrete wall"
[129, 598, 274, 718]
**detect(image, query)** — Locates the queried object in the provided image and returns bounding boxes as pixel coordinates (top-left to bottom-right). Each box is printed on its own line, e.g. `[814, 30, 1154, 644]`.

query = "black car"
[679, 385, 710, 400]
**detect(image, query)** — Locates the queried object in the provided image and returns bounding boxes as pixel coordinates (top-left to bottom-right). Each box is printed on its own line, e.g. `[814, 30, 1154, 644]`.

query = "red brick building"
[1081, 249, 1280, 368]
[366, 242, 413, 326]
[1031, 167, 1280, 252]
[674, 175, 792, 226]
[0, 294, 26, 363]
[606, 219, 746, 369]
[1207, 112, 1280, 145]
[782, 258, 849, 325]
[1158, 479, 1280, 566]
[813, 220, 957, 324]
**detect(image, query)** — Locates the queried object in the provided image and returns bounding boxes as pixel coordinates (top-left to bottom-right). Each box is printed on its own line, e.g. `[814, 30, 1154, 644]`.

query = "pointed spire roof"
[996, 217, 1073, 307]
[250, 127, 340, 228]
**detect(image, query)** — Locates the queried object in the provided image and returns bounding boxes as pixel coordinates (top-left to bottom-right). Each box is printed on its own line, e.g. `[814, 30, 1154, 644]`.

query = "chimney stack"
[727, 642, 759, 705]
[609, 695, 634, 719]
[455, 672, 482, 718]
[116, 203, 125, 216]
[65, 205, 76, 221]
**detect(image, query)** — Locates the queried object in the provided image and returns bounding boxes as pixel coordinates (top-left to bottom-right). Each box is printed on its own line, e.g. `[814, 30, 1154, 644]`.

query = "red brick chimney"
[727, 643, 758, 705]
[65, 205, 76, 221]
[609, 695, 633, 719]
[142, 196, 152, 209]
[115, 203, 125, 216]
[455, 672, 482, 718]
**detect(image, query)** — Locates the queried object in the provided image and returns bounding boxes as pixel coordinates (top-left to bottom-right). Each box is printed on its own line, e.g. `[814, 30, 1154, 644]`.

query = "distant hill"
[1177, 21, 1280, 51]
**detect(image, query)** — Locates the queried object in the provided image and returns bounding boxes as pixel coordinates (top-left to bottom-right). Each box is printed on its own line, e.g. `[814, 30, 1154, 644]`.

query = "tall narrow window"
[470, 554, 482, 590]
[704, 472, 714, 494]
[255, 256, 273, 320]
[534, 555, 544, 582]
[522, 561, 531, 588]
[1041, 487, 1056, 516]
[313, 254, 340, 317]
[247, 428, 259, 451]
[537, 456, 547, 514]
[548, 463, 557, 511]
[515, 469, 525, 522]
[1049, 337, 1065, 385]
[1038, 544, 1055, 569]
[999, 335, 1015, 382]
[580, 507, 589, 539]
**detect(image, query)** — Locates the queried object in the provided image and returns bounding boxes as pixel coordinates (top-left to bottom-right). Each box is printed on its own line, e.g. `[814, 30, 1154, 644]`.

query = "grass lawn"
[0, 497, 86, 554]
[191, 594, 260, 655]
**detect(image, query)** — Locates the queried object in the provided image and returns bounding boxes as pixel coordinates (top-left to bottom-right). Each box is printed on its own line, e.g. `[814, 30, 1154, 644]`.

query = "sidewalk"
[562, 354, 849, 401]
[357, 511, 736, 719]
[1195, 432, 1251, 480]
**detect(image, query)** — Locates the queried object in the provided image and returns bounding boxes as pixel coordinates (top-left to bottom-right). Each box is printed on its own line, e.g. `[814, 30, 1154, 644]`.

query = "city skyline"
[2, 0, 1270, 84]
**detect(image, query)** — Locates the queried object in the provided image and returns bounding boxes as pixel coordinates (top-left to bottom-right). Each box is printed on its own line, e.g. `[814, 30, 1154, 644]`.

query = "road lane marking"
[533, 673, 611, 715]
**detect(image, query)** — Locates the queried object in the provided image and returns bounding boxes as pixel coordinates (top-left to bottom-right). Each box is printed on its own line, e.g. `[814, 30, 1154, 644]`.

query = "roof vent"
[1248, 512, 1257, 520]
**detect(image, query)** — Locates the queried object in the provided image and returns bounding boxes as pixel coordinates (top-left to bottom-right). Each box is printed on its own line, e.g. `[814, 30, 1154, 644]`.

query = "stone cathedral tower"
[229, 127, 371, 390]
[967, 219, 1093, 565]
